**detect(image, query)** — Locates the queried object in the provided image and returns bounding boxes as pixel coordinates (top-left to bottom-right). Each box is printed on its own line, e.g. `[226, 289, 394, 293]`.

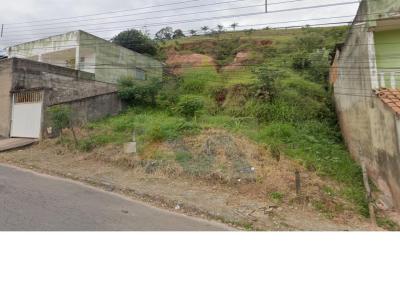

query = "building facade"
[0, 58, 121, 139]
[331, 0, 400, 209]
[7, 30, 163, 84]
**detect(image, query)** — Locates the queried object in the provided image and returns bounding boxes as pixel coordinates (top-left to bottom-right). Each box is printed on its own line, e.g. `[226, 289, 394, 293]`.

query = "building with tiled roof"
[375, 89, 400, 115]
[331, 0, 400, 210]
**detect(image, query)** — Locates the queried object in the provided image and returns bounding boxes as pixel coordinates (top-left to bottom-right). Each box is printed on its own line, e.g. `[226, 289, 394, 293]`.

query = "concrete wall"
[8, 31, 80, 70]
[367, 0, 400, 27]
[8, 32, 79, 59]
[0, 58, 123, 138]
[0, 60, 12, 137]
[79, 31, 163, 83]
[333, 1, 400, 208]
[44, 92, 122, 130]
[10, 58, 117, 105]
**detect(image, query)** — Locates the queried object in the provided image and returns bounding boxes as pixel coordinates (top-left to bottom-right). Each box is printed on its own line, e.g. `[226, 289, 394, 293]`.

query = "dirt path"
[0, 142, 379, 231]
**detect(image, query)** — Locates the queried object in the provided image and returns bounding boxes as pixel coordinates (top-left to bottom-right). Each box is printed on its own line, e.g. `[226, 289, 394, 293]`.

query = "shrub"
[146, 118, 199, 142]
[210, 38, 241, 66]
[291, 51, 312, 71]
[118, 77, 162, 107]
[47, 105, 78, 145]
[294, 32, 325, 53]
[253, 64, 282, 101]
[252, 67, 330, 123]
[291, 49, 331, 84]
[308, 49, 331, 84]
[175, 95, 205, 119]
[277, 74, 325, 99]
[157, 76, 181, 110]
[179, 68, 220, 94]
[47, 105, 71, 131]
[273, 74, 329, 122]
[242, 100, 270, 122]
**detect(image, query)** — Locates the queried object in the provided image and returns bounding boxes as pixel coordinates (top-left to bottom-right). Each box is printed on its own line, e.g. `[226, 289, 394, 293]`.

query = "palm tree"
[189, 29, 197, 36]
[201, 26, 209, 35]
[217, 24, 224, 33]
[230, 22, 239, 31]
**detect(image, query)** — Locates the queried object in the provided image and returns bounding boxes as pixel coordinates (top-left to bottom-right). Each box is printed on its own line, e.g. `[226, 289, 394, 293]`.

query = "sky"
[0, 0, 360, 50]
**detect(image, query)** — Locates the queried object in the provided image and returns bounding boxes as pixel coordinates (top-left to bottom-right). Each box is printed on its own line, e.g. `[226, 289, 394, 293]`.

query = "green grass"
[175, 150, 193, 163]
[377, 217, 400, 231]
[75, 106, 368, 218]
[72, 25, 368, 218]
[163, 28, 306, 47]
[198, 115, 368, 216]
[270, 192, 284, 203]
[79, 109, 200, 151]
[220, 68, 257, 86]
[79, 109, 367, 214]
[180, 68, 220, 94]
[258, 123, 366, 215]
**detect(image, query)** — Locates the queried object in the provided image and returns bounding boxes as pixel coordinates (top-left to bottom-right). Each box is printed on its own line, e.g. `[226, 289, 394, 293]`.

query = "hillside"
[3, 26, 398, 230]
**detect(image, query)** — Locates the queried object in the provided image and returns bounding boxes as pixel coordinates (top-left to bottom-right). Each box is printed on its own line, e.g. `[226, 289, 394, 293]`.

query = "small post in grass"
[295, 170, 301, 196]
[124, 130, 137, 154]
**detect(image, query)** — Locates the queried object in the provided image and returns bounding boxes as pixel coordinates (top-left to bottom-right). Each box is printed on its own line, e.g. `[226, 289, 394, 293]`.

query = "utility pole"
[1, 24, 4, 38]
[265, 0, 268, 13]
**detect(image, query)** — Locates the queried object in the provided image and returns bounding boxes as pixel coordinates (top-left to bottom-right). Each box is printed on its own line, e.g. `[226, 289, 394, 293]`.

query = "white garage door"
[10, 91, 43, 139]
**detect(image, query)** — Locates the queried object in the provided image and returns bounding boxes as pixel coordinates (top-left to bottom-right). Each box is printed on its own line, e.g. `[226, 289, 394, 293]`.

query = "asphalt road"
[0, 164, 230, 231]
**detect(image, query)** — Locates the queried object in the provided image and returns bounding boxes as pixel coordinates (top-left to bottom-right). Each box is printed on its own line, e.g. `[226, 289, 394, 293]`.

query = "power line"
[3, 3, 268, 34]
[8, 13, 399, 50]
[0, 1, 359, 39]
[4, 16, 399, 50]
[3, 0, 211, 25]
[1, 17, 352, 48]
[1, 18, 351, 45]
[6, 0, 311, 30]
[3, 16, 398, 56]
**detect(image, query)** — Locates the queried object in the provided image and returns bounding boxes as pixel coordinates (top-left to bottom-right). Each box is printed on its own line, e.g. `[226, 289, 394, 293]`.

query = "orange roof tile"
[375, 88, 400, 115]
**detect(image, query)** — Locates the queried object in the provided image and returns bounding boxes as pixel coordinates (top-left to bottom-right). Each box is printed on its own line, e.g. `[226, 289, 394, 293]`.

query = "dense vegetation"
[111, 29, 158, 56]
[85, 26, 378, 218]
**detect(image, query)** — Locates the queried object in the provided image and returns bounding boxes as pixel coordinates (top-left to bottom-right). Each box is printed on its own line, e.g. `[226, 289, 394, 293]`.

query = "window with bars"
[13, 90, 44, 104]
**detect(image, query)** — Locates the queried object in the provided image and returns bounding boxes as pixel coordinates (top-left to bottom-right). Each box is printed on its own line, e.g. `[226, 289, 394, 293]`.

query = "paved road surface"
[0, 164, 230, 231]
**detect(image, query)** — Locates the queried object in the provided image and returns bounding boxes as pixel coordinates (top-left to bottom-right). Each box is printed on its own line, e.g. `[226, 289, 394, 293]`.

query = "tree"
[173, 29, 186, 39]
[155, 27, 174, 41]
[201, 26, 209, 35]
[112, 29, 157, 56]
[217, 25, 224, 33]
[189, 29, 197, 36]
[230, 22, 239, 31]
[47, 105, 78, 146]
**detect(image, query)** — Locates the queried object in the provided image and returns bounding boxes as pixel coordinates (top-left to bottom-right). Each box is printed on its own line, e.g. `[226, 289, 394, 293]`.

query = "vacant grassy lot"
[47, 26, 398, 230]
